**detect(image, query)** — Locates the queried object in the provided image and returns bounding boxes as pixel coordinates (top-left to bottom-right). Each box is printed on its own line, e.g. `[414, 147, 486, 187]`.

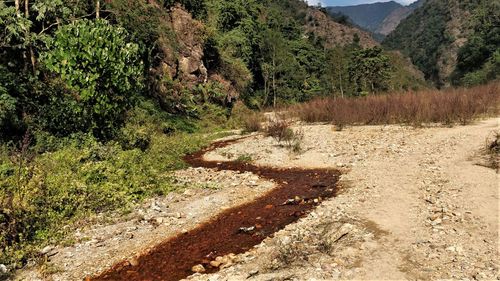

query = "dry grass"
[486, 131, 500, 171]
[264, 119, 304, 153]
[290, 83, 499, 127]
[241, 113, 263, 133]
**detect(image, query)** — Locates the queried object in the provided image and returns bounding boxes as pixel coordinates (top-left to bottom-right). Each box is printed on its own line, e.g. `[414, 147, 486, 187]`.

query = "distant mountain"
[383, 0, 499, 86]
[326, 0, 424, 38]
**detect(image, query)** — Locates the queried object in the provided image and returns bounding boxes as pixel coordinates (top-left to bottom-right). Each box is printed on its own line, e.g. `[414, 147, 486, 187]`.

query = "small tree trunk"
[339, 71, 344, 98]
[24, 0, 28, 17]
[24, 0, 36, 73]
[263, 75, 268, 107]
[96, 0, 100, 19]
[272, 46, 277, 108]
[15, 0, 20, 17]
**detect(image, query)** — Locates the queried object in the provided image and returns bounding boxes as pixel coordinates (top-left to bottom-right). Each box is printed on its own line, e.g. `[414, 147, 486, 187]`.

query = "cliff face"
[156, 5, 207, 88]
[304, 8, 378, 48]
[376, 6, 413, 36]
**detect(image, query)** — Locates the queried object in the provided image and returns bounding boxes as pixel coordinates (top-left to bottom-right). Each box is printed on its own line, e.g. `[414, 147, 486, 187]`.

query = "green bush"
[0, 93, 17, 134]
[42, 19, 144, 139]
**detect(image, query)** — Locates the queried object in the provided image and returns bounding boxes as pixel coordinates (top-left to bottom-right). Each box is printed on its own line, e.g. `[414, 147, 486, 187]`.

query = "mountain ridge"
[325, 0, 425, 38]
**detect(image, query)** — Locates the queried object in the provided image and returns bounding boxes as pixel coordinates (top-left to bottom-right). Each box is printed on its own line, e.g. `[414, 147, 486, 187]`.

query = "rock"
[150, 202, 162, 212]
[431, 218, 442, 226]
[129, 257, 139, 267]
[323, 223, 353, 248]
[220, 260, 233, 269]
[40, 245, 55, 255]
[0, 264, 7, 274]
[191, 264, 206, 273]
[247, 269, 259, 278]
[239, 226, 256, 233]
[210, 260, 221, 267]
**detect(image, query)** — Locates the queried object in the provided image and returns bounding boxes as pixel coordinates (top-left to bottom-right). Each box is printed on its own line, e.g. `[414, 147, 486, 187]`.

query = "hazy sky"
[306, 0, 417, 6]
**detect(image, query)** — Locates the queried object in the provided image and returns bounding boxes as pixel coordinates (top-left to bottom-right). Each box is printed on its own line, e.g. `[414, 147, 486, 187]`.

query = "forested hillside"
[383, 0, 499, 87]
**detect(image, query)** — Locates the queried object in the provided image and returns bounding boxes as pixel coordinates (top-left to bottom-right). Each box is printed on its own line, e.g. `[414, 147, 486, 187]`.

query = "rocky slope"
[304, 8, 378, 48]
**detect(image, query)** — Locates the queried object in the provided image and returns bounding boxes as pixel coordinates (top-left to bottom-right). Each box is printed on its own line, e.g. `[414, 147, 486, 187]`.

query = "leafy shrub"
[0, 93, 17, 135]
[42, 19, 144, 139]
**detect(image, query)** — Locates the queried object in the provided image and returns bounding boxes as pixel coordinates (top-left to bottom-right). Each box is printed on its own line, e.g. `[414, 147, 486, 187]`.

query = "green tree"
[325, 47, 349, 98]
[348, 47, 391, 95]
[42, 19, 143, 138]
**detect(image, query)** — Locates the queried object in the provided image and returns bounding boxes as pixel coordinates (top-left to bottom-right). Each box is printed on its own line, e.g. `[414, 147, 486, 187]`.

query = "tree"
[348, 47, 391, 95]
[325, 47, 349, 98]
[42, 19, 143, 138]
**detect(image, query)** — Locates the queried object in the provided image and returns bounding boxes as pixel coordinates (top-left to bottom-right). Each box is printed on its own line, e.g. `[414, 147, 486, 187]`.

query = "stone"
[247, 269, 259, 278]
[0, 264, 7, 274]
[129, 257, 139, 267]
[324, 223, 353, 247]
[239, 226, 255, 233]
[191, 264, 206, 273]
[210, 260, 221, 267]
[40, 245, 55, 255]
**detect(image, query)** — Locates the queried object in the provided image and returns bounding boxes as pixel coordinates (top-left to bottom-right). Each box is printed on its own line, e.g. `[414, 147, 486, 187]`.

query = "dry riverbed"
[13, 118, 499, 281]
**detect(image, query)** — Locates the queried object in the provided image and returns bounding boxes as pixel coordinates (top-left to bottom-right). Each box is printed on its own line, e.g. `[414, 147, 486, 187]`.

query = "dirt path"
[192, 118, 498, 280]
[13, 118, 499, 281]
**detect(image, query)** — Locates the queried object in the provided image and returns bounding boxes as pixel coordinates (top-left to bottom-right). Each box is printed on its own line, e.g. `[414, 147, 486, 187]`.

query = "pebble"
[40, 245, 55, 255]
[191, 264, 206, 273]
[0, 264, 7, 274]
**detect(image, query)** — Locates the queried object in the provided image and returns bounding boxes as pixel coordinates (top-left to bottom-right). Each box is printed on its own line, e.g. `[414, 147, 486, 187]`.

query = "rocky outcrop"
[304, 8, 378, 48]
[376, 6, 413, 36]
[170, 5, 208, 86]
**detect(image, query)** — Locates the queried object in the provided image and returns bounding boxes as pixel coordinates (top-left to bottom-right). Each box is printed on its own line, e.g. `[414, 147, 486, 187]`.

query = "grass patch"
[235, 153, 253, 163]
[290, 82, 499, 127]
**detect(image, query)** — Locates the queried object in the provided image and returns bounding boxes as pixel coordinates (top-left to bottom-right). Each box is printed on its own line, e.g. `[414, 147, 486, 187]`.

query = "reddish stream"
[90, 137, 340, 281]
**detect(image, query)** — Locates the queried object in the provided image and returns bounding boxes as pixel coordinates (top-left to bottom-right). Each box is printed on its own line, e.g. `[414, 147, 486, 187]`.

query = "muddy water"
[91, 137, 340, 281]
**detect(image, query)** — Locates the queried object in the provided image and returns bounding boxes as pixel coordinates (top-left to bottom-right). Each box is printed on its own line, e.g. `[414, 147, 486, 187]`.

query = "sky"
[306, 0, 417, 6]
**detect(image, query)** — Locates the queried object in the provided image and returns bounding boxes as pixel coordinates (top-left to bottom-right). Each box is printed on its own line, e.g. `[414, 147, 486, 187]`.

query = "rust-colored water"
[90, 138, 340, 281]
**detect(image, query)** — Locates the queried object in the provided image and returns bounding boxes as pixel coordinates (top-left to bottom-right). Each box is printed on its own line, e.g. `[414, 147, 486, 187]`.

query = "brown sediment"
[90, 137, 340, 281]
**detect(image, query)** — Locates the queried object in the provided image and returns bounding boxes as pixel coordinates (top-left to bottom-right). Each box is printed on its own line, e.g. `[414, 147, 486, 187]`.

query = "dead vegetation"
[264, 119, 304, 153]
[485, 131, 500, 171]
[290, 83, 499, 127]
